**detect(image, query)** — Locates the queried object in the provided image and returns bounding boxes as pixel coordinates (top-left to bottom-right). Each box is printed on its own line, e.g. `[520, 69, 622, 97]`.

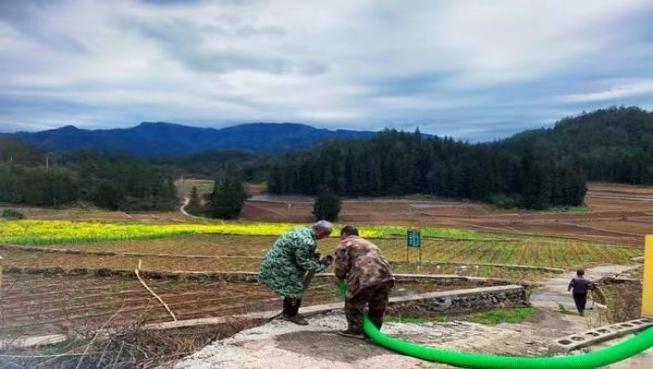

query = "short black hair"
[577, 269, 585, 276]
[340, 225, 359, 237]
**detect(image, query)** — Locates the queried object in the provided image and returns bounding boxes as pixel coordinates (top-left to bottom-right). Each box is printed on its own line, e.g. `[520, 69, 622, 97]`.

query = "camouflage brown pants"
[345, 281, 394, 334]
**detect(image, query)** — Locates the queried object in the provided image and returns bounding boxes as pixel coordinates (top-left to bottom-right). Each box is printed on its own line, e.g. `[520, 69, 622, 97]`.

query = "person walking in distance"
[568, 269, 593, 316]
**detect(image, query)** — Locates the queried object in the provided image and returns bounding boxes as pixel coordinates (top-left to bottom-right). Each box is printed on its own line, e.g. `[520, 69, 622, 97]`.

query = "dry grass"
[597, 282, 643, 323]
[174, 179, 214, 198]
[0, 314, 256, 369]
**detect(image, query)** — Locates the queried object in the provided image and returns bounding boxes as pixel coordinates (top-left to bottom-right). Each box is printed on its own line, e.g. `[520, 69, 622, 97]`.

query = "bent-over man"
[335, 225, 394, 338]
[259, 220, 334, 325]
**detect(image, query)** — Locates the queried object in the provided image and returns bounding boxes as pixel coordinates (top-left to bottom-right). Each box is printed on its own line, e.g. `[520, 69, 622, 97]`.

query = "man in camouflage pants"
[259, 221, 334, 325]
[334, 225, 395, 338]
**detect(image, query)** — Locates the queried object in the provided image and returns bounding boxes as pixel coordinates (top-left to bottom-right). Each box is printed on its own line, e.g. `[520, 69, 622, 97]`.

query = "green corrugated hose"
[338, 281, 653, 369]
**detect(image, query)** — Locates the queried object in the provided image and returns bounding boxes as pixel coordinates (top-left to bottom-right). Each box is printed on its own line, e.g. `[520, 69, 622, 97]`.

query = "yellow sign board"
[643, 235, 653, 316]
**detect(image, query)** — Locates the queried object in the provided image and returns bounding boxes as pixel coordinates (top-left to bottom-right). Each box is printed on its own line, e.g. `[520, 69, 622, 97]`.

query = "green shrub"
[313, 187, 341, 222]
[488, 194, 521, 209]
[1, 209, 25, 220]
[209, 178, 247, 219]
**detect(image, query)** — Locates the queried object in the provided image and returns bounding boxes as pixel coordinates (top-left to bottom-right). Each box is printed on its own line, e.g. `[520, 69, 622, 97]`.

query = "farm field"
[0, 181, 648, 344]
[5, 183, 653, 246]
[243, 183, 653, 245]
[175, 179, 215, 197]
[1, 233, 638, 270]
[0, 231, 638, 285]
[175, 179, 264, 198]
[0, 248, 558, 281]
[0, 220, 499, 245]
[0, 273, 476, 337]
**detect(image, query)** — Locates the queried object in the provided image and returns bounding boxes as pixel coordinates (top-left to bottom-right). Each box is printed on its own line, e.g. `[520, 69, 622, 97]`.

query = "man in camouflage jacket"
[259, 220, 334, 325]
[334, 225, 394, 338]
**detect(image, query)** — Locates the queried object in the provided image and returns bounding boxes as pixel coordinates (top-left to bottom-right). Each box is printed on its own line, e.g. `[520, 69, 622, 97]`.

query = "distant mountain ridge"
[2, 122, 376, 155]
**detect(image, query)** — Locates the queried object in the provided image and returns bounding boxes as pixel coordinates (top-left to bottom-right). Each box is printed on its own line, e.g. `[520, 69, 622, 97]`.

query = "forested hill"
[2, 122, 376, 156]
[502, 106, 653, 184]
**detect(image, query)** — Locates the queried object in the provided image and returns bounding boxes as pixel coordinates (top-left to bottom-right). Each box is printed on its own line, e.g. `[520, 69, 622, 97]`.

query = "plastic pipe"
[338, 281, 653, 368]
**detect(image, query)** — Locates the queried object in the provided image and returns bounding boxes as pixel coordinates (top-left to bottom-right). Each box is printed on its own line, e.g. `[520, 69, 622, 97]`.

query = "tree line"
[268, 129, 587, 209]
[0, 140, 177, 210]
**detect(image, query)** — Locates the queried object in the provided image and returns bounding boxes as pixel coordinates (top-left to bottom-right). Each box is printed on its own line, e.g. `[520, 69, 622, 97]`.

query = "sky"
[1, 0, 653, 141]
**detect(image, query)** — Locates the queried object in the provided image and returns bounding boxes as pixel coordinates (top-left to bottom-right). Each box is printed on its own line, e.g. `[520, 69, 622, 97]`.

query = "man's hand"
[320, 255, 334, 267]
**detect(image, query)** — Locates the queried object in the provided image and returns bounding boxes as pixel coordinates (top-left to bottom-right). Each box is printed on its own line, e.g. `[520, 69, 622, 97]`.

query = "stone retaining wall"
[147, 285, 529, 331]
[387, 285, 529, 315]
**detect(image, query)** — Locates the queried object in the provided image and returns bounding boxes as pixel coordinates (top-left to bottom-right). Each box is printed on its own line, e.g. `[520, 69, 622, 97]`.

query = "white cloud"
[561, 80, 653, 102]
[0, 0, 652, 138]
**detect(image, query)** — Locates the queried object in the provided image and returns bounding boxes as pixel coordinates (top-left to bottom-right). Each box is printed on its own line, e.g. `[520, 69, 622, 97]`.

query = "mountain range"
[1, 122, 376, 156]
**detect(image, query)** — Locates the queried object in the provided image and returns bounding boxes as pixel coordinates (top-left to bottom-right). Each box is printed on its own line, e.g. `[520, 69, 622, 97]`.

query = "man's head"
[577, 269, 585, 277]
[312, 220, 334, 240]
[340, 225, 359, 240]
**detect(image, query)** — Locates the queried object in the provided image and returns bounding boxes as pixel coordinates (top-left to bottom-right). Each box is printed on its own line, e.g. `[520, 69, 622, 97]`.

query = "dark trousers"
[283, 297, 302, 317]
[345, 281, 393, 334]
[573, 292, 587, 314]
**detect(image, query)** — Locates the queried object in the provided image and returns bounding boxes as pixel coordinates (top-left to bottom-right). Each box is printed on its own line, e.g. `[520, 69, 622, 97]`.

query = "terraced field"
[0, 273, 476, 337]
[1, 233, 637, 270]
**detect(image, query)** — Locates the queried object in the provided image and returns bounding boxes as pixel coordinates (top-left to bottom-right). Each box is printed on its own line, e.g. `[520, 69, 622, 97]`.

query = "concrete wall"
[146, 285, 529, 332]
[387, 285, 529, 315]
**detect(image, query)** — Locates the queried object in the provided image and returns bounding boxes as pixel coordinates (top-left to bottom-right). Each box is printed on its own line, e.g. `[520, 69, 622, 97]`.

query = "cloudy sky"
[1, 0, 652, 140]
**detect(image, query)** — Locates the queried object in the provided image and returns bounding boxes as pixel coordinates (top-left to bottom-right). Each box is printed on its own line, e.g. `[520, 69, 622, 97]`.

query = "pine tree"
[95, 181, 124, 210]
[210, 178, 247, 219]
[520, 153, 552, 210]
[312, 187, 342, 222]
[188, 186, 202, 215]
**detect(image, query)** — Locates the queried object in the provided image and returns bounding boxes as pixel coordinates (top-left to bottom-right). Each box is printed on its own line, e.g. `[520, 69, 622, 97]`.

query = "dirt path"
[173, 307, 645, 369]
[174, 312, 541, 369]
[180, 196, 191, 217]
[174, 263, 650, 369]
[530, 264, 640, 313]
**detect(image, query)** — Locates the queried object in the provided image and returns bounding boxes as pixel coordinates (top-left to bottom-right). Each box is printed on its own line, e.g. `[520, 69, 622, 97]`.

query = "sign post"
[406, 228, 422, 267]
[643, 235, 653, 317]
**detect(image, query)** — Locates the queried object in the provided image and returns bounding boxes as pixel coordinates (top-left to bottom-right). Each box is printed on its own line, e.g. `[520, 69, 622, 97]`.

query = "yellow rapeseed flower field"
[0, 220, 497, 245]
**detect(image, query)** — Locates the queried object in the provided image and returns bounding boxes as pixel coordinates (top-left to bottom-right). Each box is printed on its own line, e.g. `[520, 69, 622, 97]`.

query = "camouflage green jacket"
[259, 228, 327, 298]
[334, 236, 394, 299]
